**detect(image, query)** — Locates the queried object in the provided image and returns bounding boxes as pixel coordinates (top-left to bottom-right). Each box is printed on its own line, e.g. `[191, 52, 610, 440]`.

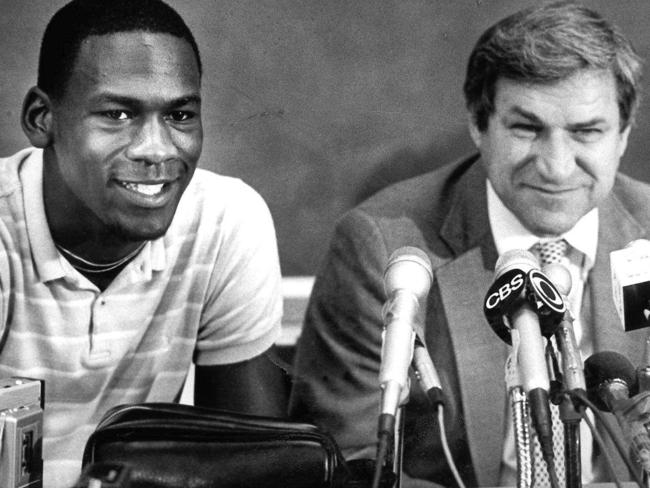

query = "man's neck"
[49, 224, 146, 291]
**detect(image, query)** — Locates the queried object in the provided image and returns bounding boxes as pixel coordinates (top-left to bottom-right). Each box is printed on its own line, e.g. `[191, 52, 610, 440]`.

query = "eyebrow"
[507, 106, 542, 123]
[90, 93, 202, 107]
[507, 106, 608, 127]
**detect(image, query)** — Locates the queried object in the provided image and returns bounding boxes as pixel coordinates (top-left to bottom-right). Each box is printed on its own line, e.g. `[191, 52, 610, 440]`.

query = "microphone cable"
[436, 405, 467, 488]
[565, 389, 644, 488]
[541, 341, 562, 488]
[370, 414, 394, 488]
[545, 452, 562, 488]
[413, 338, 467, 488]
[578, 400, 624, 488]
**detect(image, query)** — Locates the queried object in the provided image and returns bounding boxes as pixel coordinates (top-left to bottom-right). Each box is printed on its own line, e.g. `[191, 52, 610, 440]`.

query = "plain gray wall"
[2, 1, 650, 275]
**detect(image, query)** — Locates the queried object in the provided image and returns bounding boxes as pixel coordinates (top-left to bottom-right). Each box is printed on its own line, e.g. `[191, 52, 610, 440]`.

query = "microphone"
[543, 263, 586, 394]
[638, 336, 650, 392]
[379, 246, 433, 418]
[584, 351, 650, 472]
[373, 247, 433, 488]
[609, 239, 650, 390]
[610, 239, 650, 332]
[485, 250, 564, 392]
[483, 249, 563, 466]
[544, 263, 585, 488]
[412, 335, 444, 408]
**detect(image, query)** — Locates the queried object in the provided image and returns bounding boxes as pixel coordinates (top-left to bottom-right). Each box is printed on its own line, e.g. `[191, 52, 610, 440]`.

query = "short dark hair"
[464, 1, 642, 131]
[38, 0, 202, 100]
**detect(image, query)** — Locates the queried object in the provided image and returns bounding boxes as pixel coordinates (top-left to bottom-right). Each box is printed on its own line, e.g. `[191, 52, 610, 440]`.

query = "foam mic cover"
[584, 351, 637, 412]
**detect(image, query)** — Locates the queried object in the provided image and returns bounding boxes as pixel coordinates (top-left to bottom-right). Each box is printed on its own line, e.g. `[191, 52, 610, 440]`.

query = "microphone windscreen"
[494, 249, 539, 277]
[383, 246, 433, 299]
[542, 262, 572, 297]
[584, 351, 636, 411]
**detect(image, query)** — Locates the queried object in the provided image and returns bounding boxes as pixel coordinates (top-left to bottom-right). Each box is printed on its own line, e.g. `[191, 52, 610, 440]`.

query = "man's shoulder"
[356, 153, 481, 217]
[614, 171, 650, 197]
[171, 168, 272, 236]
[0, 148, 35, 198]
[341, 153, 482, 239]
[330, 153, 484, 268]
[186, 168, 266, 207]
[612, 172, 650, 227]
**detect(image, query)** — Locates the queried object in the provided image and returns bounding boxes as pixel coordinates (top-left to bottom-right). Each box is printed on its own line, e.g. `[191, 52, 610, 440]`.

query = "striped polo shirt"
[0, 148, 282, 488]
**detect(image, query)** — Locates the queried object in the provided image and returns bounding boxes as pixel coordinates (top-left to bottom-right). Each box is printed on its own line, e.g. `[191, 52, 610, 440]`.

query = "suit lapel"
[436, 250, 506, 486]
[437, 159, 507, 486]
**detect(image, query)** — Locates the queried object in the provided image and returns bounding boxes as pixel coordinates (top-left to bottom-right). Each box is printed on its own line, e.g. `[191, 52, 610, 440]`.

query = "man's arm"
[192, 179, 285, 416]
[289, 208, 390, 460]
[288, 208, 448, 488]
[194, 348, 289, 417]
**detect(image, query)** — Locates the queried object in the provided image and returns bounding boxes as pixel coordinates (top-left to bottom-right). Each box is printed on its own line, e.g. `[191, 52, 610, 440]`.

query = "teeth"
[120, 182, 165, 196]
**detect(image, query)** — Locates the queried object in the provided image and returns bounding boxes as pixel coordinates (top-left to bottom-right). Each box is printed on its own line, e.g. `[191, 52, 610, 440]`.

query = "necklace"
[55, 242, 146, 274]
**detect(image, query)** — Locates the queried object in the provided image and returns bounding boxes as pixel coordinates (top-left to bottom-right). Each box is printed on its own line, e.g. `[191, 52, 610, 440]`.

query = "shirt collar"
[22, 149, 67, 282]
[486, 179, 598, 267]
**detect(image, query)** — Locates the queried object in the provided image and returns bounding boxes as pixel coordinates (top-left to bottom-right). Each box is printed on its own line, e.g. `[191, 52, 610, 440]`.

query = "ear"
[467, 111, 482, 149]
[21, 87, 54, 148]
[618, 124, 631, 158]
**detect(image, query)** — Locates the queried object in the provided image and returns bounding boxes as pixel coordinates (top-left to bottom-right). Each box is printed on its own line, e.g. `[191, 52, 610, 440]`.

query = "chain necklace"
[55, 241, 146, 274]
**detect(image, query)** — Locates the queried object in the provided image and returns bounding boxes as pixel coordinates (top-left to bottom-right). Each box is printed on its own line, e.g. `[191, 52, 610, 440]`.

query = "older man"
[290, 2, 650, 486]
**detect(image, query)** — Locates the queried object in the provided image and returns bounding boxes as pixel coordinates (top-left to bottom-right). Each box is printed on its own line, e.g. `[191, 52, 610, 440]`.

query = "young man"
[290, 2, 650, 486]
[1, 1, 285, 486]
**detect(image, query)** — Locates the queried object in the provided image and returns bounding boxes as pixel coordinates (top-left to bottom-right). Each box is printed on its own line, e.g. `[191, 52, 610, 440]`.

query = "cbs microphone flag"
[610, 240, 650, 331]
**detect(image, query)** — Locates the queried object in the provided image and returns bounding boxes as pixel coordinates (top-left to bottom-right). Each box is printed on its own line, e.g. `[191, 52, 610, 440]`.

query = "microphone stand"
[637, 334, 650, 392]
[393, 406, 405, 488]
[505, 350, 532, 488]
[554, 314, 583, 488]
[512, 385, 532, 488]
[373, 386, 407, 488]
[559, 397, 582, 488]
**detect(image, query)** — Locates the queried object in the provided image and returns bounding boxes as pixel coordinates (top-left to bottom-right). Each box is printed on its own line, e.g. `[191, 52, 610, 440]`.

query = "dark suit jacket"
[289, 154, 650, 487]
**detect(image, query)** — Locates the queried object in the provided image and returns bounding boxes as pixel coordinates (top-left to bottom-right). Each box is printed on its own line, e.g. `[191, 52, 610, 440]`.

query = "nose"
[534, 131, 576, 182]
[126, 115, 177, 164]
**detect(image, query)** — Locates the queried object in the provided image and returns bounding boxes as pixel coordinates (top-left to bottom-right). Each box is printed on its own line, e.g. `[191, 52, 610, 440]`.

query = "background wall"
[2, 1, 650, 275]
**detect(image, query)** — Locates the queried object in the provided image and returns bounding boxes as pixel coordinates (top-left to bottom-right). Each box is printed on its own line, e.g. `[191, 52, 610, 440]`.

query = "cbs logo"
[485, 271, 525, 310]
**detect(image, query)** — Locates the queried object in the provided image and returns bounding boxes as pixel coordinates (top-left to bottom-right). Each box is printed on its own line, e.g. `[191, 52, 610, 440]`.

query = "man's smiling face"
[470, 70, 630, 237]
[46, 31, 203, 241]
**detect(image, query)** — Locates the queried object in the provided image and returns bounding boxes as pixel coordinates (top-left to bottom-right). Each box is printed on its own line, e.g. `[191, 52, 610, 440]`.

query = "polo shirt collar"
[22, 149, 66, 282]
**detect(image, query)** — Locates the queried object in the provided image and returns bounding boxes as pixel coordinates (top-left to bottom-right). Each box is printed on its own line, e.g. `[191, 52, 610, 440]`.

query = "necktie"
[531, 239, 567, 487]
